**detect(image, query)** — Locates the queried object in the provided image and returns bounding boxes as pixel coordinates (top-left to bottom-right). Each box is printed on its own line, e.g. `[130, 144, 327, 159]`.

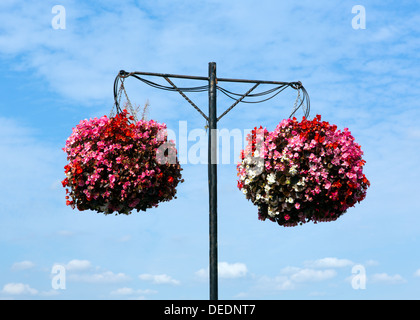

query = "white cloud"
[51, 259, 131, 285]
[219, 262, 248, 279]
[279, 266, 302, 275]
[1, 283, 38, 295]
[139, 274, 180, 285]
[111, 287, 134, 295]
[64, 259, 92, 272]
[256, 275, 295, 292]
[195, 262, 248, 279]
[370, 273, 406, 285]
[414, 269, 420, 278]
[289, 268, 337, 283]
[251, 265, 338, 296]
[11, 261, 35, 271]
[69, 271, 130, 284]
[194, 269, 207, 279]
[110, 287, 157, 296]
[304, 257, 354, 269]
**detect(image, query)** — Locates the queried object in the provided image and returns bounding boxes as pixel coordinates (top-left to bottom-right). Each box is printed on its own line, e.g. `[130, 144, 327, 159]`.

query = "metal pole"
[208, 62, 218, 300]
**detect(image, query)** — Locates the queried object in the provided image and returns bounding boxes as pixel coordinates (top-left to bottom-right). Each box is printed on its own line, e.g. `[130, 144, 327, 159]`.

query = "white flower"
[267, 173, 276, 185]
[244, 155, 253, 165]
[289, 165, 298, 176]
[248, 170, 257, 179]
[286, 197, 294, 204]
[297, 177, 305, 186]
[268, 207, 278, 217]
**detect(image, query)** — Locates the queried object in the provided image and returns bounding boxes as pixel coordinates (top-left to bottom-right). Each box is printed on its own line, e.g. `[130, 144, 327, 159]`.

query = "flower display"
[237, 115, 370, 227]
[62, 109, 184, 214]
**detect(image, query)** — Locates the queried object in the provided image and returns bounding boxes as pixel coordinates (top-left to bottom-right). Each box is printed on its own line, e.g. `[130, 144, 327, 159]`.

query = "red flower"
[62, 178, 69, 187]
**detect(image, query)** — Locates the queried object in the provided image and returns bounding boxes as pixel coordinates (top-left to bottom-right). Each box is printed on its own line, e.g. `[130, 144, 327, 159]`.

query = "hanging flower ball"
[237, 115, 370, 227]
[62, 109, 184, 215]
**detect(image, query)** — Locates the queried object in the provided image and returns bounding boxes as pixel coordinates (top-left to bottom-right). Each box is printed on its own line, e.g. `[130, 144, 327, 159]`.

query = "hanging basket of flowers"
[62, 105, 184, 215]
[237, 115, 370, 227]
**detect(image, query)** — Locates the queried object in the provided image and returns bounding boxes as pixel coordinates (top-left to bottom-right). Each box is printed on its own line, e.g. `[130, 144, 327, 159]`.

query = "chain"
[289, 88, 302, 118]
[110, 82, 125, 118]
[110, 78, 139, 122]
[141, 99, 150, 121]
[121, 81, 139, 122]
[294, 88, 301, 111]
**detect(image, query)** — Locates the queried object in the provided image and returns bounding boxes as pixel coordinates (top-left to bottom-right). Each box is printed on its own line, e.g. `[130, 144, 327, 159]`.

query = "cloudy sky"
[1, 0, 420, 300]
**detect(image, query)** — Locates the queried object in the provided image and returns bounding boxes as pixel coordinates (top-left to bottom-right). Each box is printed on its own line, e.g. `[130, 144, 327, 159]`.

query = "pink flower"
[324, 180, 332, 189]
[268, 143, 276, 151]
[273, 151, 281, 160]
[346, 172, 357, 180]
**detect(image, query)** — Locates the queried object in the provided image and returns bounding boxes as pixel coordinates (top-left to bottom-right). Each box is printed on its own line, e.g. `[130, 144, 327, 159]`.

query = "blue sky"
[1, 0, 420, 300]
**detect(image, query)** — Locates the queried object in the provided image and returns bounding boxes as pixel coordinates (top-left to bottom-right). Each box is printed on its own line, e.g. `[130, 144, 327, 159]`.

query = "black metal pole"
[208, 62, 218, 300]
